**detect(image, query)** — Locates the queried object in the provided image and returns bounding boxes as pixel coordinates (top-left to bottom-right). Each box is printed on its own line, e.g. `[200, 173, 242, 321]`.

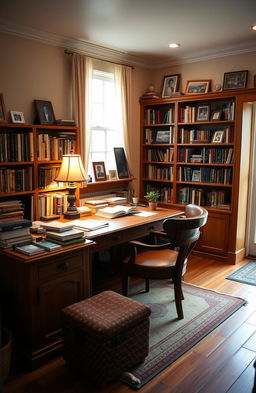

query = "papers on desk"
[70, 219, 109, 231]
[135, 211, 158, 217]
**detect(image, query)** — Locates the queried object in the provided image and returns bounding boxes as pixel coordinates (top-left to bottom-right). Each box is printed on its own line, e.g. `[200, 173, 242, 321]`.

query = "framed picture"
[0, 94, 7, 123]
[93, 161, 107, 181]
[196, 105, 210, 121]
[108, 169, 118, 180]
[211, 110, 221, 121]
[212, 130, 224, 143]
[114, 147, 129, 179]
[185, 80, 211, 95]
[161, 74, 180, 97]
[34, 100, 56, 125]
[223, 70, 248, 90]
[10, 111, 25, 124]
[155, 130, 171, 144]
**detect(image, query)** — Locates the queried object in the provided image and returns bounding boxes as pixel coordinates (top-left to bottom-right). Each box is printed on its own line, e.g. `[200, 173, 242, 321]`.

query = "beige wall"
[153, 53, 256, 95]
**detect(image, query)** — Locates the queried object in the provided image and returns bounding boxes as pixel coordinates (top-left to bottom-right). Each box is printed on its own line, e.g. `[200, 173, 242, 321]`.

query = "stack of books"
[82, 199, 109, 214]
[95, 205, 139, 219]
[0, 217, 32, 248]
[104, 197, 127, 205]
[41, 221, 85, 246]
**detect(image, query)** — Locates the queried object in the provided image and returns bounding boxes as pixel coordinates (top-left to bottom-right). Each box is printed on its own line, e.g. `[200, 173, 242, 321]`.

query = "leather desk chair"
[122, 204, 208, 319]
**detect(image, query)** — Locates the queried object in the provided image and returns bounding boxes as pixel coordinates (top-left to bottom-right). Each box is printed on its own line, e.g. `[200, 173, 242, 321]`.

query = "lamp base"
[63, 209, 80, 220]
[64, 184, 80, 219]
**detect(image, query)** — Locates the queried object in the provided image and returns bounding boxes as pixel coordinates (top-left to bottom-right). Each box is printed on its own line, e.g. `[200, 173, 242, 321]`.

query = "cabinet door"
[196, 212, 230, 255]
[37, 270, 84, 345]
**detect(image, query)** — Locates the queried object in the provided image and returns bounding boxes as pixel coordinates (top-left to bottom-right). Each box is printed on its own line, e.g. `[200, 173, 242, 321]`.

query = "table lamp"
[55, 154, 87, 219]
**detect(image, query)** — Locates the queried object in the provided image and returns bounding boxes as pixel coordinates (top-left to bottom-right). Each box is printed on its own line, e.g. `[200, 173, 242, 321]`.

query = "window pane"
[91, 103, 103, 127]
[91, 130, 106, 151]
[92, 79, 103, 103]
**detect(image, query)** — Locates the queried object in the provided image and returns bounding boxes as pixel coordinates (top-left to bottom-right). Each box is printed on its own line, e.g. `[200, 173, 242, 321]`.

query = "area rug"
[120, 280, 246, 389]
[226, 260, 256, 286]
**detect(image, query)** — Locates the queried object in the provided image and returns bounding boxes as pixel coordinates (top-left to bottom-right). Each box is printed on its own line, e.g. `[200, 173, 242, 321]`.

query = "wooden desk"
[0, 207, 180, 367]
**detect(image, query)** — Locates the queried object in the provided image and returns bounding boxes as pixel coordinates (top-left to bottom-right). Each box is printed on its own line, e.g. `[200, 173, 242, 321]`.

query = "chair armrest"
[128, 240, 171, 251]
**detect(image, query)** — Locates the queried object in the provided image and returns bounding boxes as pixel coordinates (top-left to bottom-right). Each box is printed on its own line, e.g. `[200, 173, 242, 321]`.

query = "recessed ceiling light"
[168, 43, 181, 48]
[252, 25, 256, 31]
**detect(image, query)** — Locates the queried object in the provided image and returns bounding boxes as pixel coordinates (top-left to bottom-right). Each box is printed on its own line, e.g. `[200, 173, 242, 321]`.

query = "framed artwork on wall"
[223, 70, 248, 90]
[161, 74, 180, 97]
[185, 80, 211, 95]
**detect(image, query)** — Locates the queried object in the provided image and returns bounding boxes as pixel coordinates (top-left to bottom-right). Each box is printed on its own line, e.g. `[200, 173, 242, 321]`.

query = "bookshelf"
[0, 123, 78, 221]
[140, 89, 256, 264]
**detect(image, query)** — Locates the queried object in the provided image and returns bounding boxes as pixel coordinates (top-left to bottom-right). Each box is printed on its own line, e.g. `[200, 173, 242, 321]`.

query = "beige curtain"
[72, 53, 92, 172]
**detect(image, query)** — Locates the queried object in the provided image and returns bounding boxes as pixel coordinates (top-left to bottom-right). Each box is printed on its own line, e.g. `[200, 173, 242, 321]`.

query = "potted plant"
[144, 191, 160, 210]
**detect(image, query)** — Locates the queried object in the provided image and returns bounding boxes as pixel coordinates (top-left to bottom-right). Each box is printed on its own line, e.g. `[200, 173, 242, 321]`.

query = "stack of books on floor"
[41, 221, 85, 246]
[0, 200, 32, 248]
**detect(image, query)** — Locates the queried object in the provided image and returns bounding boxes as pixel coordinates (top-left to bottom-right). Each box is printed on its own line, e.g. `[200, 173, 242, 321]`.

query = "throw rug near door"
[226, 260, 256, 286]
[120, 280, 246, 389]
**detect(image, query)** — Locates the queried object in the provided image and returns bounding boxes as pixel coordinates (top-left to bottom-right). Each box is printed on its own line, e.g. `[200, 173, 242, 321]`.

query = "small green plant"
[144, 190, 160, 203]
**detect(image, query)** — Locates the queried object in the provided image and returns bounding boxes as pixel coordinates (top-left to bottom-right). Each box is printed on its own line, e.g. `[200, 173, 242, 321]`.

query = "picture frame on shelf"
[114, 147, 130, 179]
[155, 130, 171, 144]
[161, 74, 180, 97]
[108, 169, 118, 180]
[185, 80, 211, 95]
[212, 130, 224, 143]
[196, 105, 210, 121]
[223, 70, 248, 90]
[34, 100, 56, 125]
[10, 111, 25, 124]
[92, 161, 107, 181]
[211, 110, 221, 121]
[0, 93, 7, 123]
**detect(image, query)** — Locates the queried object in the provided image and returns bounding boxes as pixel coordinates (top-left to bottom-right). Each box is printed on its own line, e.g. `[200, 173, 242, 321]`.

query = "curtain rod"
[64, 49, 135, 69]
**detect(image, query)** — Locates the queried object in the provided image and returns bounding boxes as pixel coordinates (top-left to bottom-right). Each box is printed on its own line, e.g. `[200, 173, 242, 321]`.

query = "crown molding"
[1, 19, 256, 70]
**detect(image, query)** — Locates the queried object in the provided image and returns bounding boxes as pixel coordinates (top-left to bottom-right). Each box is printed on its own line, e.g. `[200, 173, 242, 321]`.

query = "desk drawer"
[37, 251, 83, 280]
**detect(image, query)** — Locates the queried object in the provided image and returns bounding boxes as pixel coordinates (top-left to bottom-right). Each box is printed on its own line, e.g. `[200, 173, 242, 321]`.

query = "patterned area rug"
[120, 280, 246, 389]
[226, 260, 256, 286]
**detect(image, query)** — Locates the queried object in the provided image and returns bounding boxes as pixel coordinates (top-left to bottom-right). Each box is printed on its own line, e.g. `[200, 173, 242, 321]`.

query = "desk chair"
[122, 204, 208, 319]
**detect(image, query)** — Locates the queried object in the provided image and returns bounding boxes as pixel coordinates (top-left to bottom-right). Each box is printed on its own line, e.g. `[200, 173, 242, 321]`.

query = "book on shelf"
[39, 221, 74, 232]
[35, 241, 62, 251]
[70, 219, 109, 231]
[0, 218, 32, 232]
[95, 205, 139, 219]
[46, 228, 84, 241]
[14, 243, 45, 256]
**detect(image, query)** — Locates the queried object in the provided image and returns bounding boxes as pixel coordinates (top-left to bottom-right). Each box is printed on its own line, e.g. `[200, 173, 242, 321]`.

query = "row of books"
[145, 147, 174, 162]
[36, 132, 76, 160]
[178, 126, 234, 144]
[144, 183, 173, 203]
[0, 167, 33, 193]
[178, 186, 231, 209]
[144, 108, 174, 125]
[38, 193, 68, 217]
[38, 165, 64, 189]
[178, 147, 234, 164]
[178, 166, 233, 184]
[0, 132, 34, 162]
[178, 102, 235, 123]
[144, 127, 174, 145]
[144, 164, 173, 180]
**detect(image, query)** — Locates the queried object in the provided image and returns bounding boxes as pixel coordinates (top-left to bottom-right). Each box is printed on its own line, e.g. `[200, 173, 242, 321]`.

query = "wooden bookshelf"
[140, 88, 256, 264]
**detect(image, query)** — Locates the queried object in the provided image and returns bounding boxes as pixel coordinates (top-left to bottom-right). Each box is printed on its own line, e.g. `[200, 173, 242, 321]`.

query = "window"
[88, 69, 124, 179]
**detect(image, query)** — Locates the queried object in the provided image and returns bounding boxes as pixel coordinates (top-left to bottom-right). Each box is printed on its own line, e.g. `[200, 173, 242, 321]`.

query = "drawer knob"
[58, 262, 70, 271]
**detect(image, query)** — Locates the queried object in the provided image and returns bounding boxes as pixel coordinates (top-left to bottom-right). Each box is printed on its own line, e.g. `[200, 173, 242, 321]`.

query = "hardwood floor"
[4, 255, 256, 393]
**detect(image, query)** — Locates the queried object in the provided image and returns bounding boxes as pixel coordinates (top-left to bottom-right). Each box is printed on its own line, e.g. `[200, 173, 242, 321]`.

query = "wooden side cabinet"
[0, 243, 93, 368]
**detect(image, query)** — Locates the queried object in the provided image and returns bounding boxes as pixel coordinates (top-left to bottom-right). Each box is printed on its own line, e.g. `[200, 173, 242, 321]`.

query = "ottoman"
[62, 290, 151, 386]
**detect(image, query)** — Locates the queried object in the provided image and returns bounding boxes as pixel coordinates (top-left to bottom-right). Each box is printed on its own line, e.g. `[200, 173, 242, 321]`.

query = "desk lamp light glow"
[55, 154, 87, 219]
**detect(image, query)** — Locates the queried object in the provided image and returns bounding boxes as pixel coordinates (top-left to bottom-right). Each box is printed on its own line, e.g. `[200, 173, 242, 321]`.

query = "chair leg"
[145, 278, 150, 292]
[174, 281, 184, 320]
[122, 274, 129, 296]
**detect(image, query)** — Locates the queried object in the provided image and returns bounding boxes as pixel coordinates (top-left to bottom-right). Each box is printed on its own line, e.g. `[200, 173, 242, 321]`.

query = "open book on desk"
[70, 219, 109, 231]
[95, 205, 139, 219]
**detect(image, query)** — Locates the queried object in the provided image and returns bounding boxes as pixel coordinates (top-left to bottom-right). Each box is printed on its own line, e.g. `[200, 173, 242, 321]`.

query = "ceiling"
[0, 0, 256, 68]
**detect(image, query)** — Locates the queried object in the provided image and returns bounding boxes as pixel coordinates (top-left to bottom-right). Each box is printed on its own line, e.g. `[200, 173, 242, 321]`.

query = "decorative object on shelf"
[196, 105, 210, 122]
[55, 154, 87, 219]
[114, 147, 130, 179]
[162, 75, 180, 98]
[92, 161, 107, 181]
[0, 93, 7, 123]
[212, 130, 224, 143]
[214, 83, 222, 91]
[185, 80, 211, 95]
[140, 84, 160, 100]
[34, 100, 56, 125]
[144, 190, 160, 210]
[108, 169, 118, 180]
[10, 111, 25, 124]
[223, 70, 248, 90]
[211, 110, 221, 121]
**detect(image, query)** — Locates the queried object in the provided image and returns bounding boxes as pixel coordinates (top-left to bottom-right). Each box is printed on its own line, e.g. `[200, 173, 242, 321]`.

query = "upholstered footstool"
[62, 290, 151, 387]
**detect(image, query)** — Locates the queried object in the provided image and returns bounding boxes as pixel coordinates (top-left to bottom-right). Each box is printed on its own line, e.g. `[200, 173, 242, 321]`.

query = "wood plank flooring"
[4, 255, 256, 393]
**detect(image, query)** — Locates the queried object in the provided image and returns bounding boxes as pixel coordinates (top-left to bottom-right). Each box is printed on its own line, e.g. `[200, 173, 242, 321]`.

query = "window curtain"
[114, 64, 133, 177]
[71, 53, 92, 172]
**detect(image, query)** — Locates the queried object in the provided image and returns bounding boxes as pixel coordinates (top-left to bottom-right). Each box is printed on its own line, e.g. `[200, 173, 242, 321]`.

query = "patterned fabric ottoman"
[62, 290, 151, 387]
